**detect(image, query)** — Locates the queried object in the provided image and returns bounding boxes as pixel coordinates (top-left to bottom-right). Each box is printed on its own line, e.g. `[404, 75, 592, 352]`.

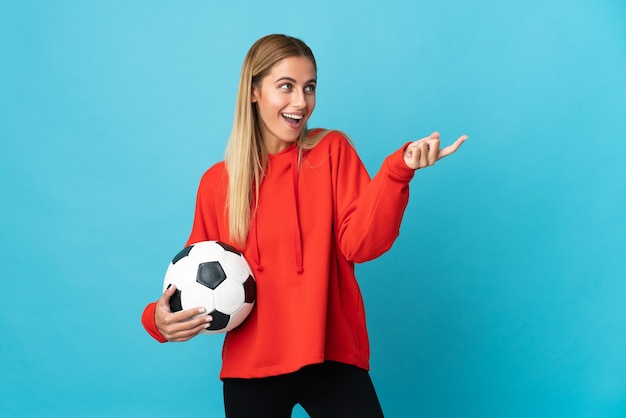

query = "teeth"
[282, 113, 303, 120]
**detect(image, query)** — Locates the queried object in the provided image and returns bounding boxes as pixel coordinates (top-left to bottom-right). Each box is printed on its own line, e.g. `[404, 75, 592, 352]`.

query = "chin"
[283, 131, 302, 143]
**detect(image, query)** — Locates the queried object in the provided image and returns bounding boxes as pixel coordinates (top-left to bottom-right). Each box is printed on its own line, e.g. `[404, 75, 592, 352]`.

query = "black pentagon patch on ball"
[196, 261, 226, 289]
[172, 245, 193, 265]
[216, 241, 241, 255]
[169, 288, 183, 312]
[207, 310, 230, 330]
[243, 276, 256, 303]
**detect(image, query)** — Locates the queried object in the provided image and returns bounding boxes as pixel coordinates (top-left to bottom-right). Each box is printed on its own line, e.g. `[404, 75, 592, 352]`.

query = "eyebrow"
[274, 76, 317, 84]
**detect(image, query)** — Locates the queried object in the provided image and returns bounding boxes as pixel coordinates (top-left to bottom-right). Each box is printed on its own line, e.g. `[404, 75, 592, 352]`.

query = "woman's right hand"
[154, 284, 213, 342]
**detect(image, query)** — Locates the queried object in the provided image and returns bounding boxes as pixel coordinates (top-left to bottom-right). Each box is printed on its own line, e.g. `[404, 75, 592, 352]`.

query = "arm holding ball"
[154, 285, 213, 342]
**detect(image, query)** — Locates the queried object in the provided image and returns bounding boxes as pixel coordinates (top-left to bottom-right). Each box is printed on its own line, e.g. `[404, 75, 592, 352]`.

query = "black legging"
[223, 361, 385, 418]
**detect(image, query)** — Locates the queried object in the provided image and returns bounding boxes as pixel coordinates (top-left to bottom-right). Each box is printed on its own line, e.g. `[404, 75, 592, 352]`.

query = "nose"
[292, 89, 306, 109]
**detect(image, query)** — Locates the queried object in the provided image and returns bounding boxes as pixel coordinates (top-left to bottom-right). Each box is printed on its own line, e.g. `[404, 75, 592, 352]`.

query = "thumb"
[158, 284, 176, 309]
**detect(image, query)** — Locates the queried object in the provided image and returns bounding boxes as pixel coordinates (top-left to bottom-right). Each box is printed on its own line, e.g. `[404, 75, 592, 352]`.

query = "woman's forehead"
[265, 56, 317, 81]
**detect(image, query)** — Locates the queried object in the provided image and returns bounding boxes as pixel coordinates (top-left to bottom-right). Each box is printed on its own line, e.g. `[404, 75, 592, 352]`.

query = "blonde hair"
[225, 34, 323, 246]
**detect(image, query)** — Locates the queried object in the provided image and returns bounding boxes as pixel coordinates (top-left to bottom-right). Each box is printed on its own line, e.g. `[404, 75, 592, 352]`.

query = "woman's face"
[252, 56, 316, 154]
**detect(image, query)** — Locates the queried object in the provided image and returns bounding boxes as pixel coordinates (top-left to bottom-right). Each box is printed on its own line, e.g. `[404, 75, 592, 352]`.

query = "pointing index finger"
[437, 135, 468, 160]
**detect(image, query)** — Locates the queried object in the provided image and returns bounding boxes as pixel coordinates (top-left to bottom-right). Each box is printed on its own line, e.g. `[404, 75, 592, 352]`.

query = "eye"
[304, 84, 316, 93]
[279, 83, 292, 91]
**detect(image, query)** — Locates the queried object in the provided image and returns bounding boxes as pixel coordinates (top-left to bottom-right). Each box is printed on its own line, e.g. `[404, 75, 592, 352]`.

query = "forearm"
[338, 144, 415, 262]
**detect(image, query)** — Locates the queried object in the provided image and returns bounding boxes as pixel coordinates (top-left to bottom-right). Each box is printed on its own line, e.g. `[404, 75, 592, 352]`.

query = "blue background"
[1, 0, 625, 417]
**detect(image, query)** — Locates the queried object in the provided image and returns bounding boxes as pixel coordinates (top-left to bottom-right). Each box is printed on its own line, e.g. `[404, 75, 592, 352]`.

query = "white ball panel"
[163, 258, 198, 291]
[181, 286, 216, 312]
[228, 303, 254, 329]
[189, 241, 225, 263]
[213, 280, 245, 314]
[219, 252, 252, 284]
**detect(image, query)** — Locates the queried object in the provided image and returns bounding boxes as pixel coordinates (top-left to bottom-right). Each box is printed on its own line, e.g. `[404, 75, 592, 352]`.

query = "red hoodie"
[142, 130, 415, 379]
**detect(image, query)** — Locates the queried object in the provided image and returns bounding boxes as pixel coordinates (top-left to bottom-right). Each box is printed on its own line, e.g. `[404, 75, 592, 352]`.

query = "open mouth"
[282, 113, 304, 128]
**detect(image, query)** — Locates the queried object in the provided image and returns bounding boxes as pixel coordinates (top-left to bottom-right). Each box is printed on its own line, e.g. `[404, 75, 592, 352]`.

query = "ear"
[251, 85, 259, 103]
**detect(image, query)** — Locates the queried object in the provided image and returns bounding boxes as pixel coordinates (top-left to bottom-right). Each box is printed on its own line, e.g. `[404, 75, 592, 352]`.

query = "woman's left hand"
[403, 132, 468, 170]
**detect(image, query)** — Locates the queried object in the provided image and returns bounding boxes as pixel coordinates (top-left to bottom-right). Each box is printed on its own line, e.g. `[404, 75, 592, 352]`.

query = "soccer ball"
[162, 240, 256, 334]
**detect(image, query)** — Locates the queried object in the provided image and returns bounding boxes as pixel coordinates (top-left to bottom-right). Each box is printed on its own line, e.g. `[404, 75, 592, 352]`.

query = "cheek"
[307, 96, 316, 114]
[259, 95, 286, 116]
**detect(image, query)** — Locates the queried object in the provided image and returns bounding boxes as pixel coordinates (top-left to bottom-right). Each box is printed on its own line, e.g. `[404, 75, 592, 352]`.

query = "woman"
[142, 34, 467, 417]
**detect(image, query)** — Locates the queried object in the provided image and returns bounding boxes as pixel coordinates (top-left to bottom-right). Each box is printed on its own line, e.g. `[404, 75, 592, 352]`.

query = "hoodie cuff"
[142, 302, 168, 343]
[384, 142, 417, 182]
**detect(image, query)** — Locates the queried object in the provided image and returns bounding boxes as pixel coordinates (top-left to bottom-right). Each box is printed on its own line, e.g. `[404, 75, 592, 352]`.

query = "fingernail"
[206, 315, 213, 322]
[167, 284, 172, 289]
[198, 307, 206, 314]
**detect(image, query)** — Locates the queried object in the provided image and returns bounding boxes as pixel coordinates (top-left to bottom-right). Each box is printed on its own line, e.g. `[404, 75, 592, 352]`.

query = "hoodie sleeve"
[140, 164, 226, 343]
[334, 135, 415, 263]
[141, 302, 168, 343]
[186, 164, 226, 246]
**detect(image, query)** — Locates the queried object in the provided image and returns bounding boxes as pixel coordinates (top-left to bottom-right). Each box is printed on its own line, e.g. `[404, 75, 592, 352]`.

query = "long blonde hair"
[225, 34, 323, 246]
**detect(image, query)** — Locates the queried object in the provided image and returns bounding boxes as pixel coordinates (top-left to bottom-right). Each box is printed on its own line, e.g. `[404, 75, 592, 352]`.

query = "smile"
[281, 113, 304, 128]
